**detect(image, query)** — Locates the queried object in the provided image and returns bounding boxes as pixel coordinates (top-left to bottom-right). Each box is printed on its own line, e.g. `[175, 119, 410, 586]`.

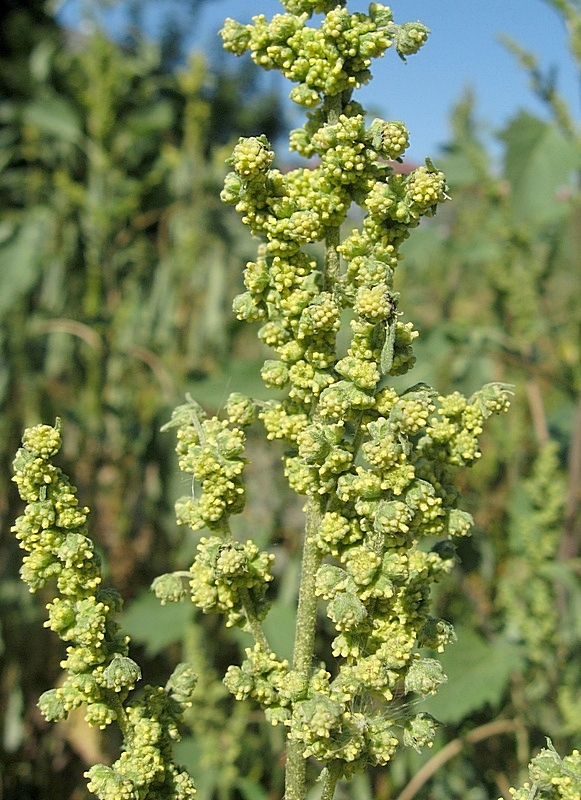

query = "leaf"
[23, 94, 83, 145]
[0, 209, 51, 316]
[499, 111, 579, 224]
[124, 100, 175, 136]
[422, 627, 525, 724]
[380, 319, 396, 374]
[119, 590, 192, 656]
[261, 600, 297, 663]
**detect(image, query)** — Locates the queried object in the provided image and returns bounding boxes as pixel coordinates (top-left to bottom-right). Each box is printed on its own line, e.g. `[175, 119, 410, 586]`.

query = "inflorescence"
[154, 0, 512, 782]
[13, 0, 513, 793]
[12, 421, 197, 800]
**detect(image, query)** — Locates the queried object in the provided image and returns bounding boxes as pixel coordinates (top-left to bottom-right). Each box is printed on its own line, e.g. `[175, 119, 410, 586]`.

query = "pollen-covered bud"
[366, 716, 399, 765]
[315, 564, 356, 600]
[297, 292, 341, 339]
[327, 591, 368, 631]
[368, 118, 410, 159]
[374, 499, 413, 537]
[166, 663, 198, 707]
[283, 0, 339, 14]
[527, 743, 568, 791]
[229, 135, 274, 178]
[395, 21, 430, 59]
[38, 688, 69, 722]
[390, 389, 436, 435]
[101, 655, 142, 693]
[312, 511, 351, 554]
[221, 171, 243, 205]
[292, 693, 343, 739]
[151, 572, 189, 604]
[340, 544, 381, 586]
[446, 508, 473, 538]
[418, 618, 457, 652]
[220, 18, 252, 55]
[335, 355, 380, 391]
[22, 422, 62, 459]
[354, 283, 395, 322]
[470, 382, 513, 417]
[404, 657, 447, 697]
[389, 320, 419, 375]
[403, 712, 438, 751]
[261, 359, 290, 389]
[405, 163, 448, 215]
[318, 380, 374, 420]
[290, 82, 322, 107]
[226, 392, 256, 427]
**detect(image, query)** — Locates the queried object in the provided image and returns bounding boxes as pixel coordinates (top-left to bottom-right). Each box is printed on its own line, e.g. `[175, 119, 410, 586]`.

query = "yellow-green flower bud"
[230, 135, 274, 178]
[394, 21, 430, 60]
[226, 392, 256, 427]
[151, 572, 189, 604]
[102, 654, 142, 692]
[418, 618, 456, 652]
[368, 118, 410, 159]
[220, 18, 252, 55]
[404, 657, 447, 696]
[403, 712, 438, 751]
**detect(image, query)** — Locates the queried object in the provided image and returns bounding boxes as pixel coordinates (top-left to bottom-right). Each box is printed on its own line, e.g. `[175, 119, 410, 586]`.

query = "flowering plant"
[11, 2, 515, 799]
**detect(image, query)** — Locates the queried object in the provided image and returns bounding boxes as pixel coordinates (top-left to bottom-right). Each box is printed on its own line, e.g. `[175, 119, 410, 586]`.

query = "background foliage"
[1, 1, 579, 799]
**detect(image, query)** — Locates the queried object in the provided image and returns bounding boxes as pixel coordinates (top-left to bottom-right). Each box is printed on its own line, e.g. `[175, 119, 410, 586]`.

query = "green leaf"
[422, 627, 525, 724]
[261, 600, 297, 663]
[119, 590, 192, 656]
[0, 209, 51, 316]
[499, 111, 579, 224]
[124, 100, 175, 136]
[23, 94, 82, 145]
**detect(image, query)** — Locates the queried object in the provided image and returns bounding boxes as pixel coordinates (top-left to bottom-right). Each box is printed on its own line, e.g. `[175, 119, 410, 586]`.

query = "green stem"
[219, 519, 272, 651]
[285, 87, 343, 800]
[285, 497, 325, 800]
[320, 763, 341, 800]
[239, 585, 271, 651]
[292, 499, 324, 676]
[285, 90, 345, 800]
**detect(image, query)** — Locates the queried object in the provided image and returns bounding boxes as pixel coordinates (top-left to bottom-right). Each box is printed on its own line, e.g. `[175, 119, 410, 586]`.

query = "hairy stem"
[320, 763, 341, 800]
[285, 497, 325, 800]
[239, 585, 271, 651]
[285, 90, 346, 800]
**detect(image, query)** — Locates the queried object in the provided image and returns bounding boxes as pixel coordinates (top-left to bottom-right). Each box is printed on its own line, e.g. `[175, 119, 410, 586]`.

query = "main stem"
[285, 92, 344, 800]
[285, 497, 324, 800]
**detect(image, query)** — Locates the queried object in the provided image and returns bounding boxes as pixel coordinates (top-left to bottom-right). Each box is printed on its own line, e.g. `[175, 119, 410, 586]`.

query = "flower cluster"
[186, 536, 274, 628]
[160, 396, 274, 634]
[210, 0, 513, 784]
[497, 441, 566, 664]
[506, 741, 581, 800]
[163, 396, 249, 532]
[221, 4, 426, 108]
[12, 421, 197, 800]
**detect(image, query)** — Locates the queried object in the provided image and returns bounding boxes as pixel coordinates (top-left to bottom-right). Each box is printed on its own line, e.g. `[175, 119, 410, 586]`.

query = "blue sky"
[58, 0, 579, 163]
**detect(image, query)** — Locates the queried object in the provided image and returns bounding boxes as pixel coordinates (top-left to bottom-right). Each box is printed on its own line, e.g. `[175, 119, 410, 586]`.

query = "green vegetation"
[2, 1, 580, 799]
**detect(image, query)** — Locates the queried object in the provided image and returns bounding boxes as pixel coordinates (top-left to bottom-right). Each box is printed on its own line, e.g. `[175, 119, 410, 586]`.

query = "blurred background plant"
[0, 1, 287, 796]
[1, 0, 579, 799]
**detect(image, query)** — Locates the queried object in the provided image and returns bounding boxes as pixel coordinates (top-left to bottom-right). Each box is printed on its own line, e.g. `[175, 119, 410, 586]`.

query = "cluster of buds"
[221, 3, 428, 107]
[11, 422, 197, 800]
[157, 396, 275, 635]
[172, 0, 513, 782]
[507, 741, 581, 800]
[11, 1, 514, 795]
